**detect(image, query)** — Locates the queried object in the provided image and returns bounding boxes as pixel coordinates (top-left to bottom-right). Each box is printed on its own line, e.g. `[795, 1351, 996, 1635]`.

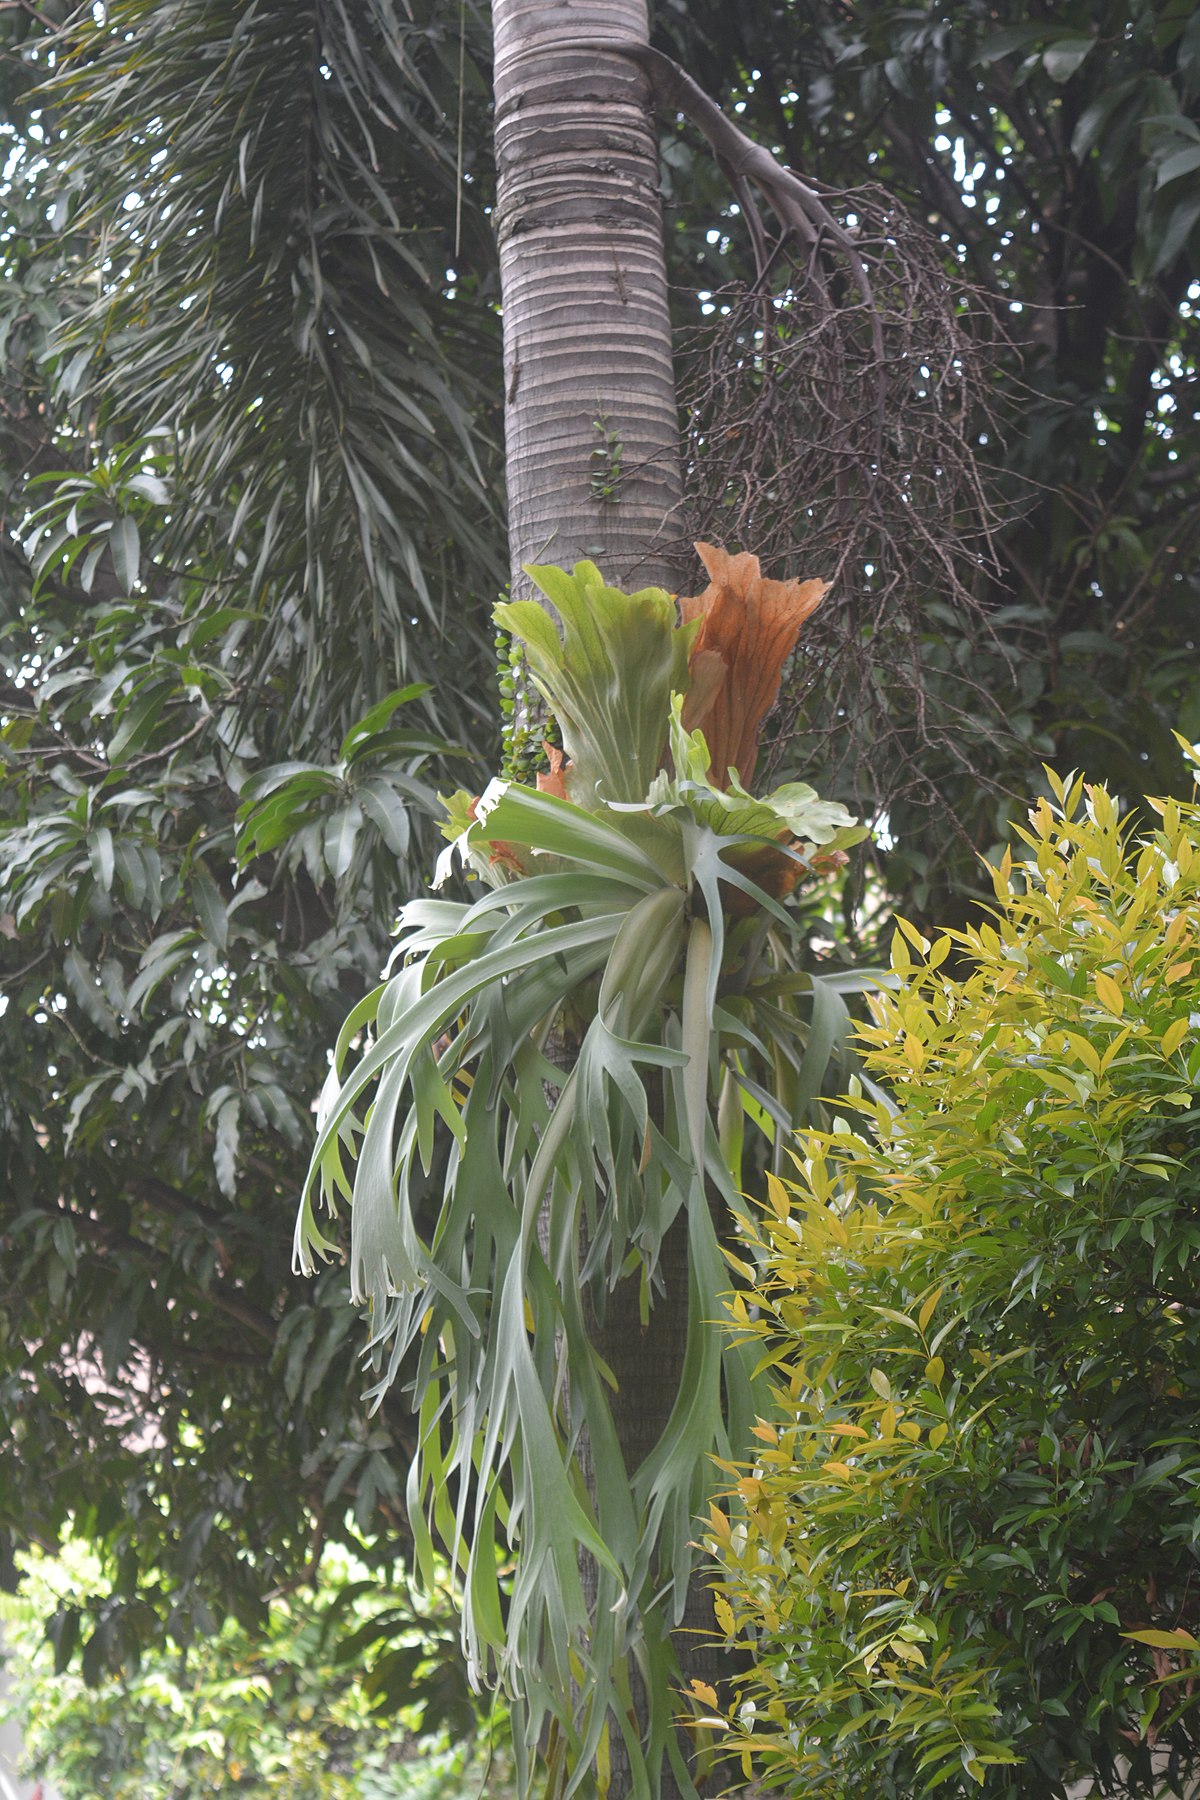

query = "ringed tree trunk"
[493, 0, 683, 596]
[492, 6, 718, 1799]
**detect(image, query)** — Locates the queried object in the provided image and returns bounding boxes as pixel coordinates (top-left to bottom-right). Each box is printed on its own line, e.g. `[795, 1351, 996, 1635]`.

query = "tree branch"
[569, 38, 887, 412]
[129, 1171, 232, 1240]
[48, 1200, 278, 1344]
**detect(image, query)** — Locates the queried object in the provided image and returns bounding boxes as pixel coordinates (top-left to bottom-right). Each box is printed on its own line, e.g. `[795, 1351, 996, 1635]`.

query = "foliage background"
[1, 1539, 511, 1798]
[661, 0, 1200, 923]
[0, 0, 505, 1691]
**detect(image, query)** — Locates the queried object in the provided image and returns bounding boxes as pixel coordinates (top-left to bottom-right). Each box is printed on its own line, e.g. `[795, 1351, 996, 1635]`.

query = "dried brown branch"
[670, 196, 1016, 833]
[579, 38, 888, 443]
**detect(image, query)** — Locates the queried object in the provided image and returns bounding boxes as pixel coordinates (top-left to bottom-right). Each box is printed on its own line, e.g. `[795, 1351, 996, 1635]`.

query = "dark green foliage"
[0, 0, 502, 1689]
[50, 0, 505, 748]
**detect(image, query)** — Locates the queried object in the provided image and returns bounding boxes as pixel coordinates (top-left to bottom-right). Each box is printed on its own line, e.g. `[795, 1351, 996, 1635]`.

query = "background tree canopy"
[1, 0, 1199, 1777]
[657, 0, 1200, 919]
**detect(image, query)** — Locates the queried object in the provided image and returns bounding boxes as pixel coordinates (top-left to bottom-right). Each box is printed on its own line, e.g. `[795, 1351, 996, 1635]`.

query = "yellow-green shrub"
[708, 755, 1200, 1796]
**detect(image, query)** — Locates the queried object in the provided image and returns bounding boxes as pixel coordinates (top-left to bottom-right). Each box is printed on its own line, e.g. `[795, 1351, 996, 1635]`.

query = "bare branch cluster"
[673, 184, 1016, 830]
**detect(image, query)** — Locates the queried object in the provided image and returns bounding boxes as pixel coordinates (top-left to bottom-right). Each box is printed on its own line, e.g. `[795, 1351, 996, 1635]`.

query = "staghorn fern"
[295, 557, 880, 1799]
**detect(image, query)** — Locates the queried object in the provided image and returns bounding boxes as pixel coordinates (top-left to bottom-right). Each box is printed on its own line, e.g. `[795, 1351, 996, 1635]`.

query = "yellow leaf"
[899, 1421, 922, 1442]
[829, 1421, 869, 1440]
[1063, 1032, 1101, 1077]
[929, 1423, 948, 1451]
[918, 1286, 943, 1334]
[825, 1209, 849, 1246]
[896, 915, 931, 955]
[822, 1460, 853, 1481]
[766, 1171, 791, 1219]
[1123, 1628, 1200, 1651]
[714, 1595, 736, 1634]
[1097, 1025, 1132, 1075]
[1039, 1065, 1089, 1103]
[1166, 960, 1194, 985]
[708, 1505, 731, 1541]
[1161, 1016, 1190, 1059]
[751, 1422, 779, 1444]
[925, 1357, 945, 1385]
[1088, 782, 1117, 828]
[1094, 970, 1124, 1015]
[991, 846, 1013, 898]
[690, 1679, 720, 1709]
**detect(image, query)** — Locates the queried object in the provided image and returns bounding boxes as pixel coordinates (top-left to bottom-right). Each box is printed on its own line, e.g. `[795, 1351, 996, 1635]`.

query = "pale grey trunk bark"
[493, 0, 683, 594]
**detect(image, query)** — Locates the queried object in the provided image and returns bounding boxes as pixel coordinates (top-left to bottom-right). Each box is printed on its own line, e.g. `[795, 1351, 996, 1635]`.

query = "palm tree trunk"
[493, 0, 683, 595]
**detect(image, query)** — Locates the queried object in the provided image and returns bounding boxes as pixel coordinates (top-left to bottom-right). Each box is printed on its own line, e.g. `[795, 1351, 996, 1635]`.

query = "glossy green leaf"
[108, 514, 140, 591]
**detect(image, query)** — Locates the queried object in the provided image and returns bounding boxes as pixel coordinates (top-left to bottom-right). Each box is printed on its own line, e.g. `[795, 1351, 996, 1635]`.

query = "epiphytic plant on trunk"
[294, 549, 876, 1797]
